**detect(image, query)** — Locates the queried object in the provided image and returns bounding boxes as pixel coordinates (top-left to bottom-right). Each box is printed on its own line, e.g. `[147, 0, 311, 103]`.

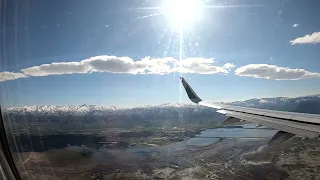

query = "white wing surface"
[180, 77, 320, 144]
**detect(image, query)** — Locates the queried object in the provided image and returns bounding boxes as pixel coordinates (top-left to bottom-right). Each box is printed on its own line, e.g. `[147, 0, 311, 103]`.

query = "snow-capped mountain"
[4, 103, 225, 129]
[5, 94, 320, 116]
[5, 103, 204, 116]
[229, 94, 320, 114]
[5, 104, 118, 116]
[3, 95, 320, 132]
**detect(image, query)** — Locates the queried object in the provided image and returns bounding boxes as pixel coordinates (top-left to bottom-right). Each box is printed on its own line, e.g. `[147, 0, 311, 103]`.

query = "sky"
[1, 0, 320, 108]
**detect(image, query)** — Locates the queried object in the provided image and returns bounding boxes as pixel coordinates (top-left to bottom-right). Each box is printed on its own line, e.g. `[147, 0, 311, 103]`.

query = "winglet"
[180, 77, 202, 103]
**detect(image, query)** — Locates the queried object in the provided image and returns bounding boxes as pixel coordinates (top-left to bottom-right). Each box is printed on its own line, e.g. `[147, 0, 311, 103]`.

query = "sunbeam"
[137, 13, 161, 20]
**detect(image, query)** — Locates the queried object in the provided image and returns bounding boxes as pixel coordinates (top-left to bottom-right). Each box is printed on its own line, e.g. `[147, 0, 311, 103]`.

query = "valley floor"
[13, 135, 320, 180]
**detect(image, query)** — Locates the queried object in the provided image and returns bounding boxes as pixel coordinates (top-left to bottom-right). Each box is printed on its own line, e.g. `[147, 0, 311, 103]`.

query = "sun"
[162, 0, 203, 29]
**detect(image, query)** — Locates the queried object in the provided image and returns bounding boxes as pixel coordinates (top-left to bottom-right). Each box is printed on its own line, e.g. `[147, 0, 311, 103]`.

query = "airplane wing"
[180, 77, 320, 145]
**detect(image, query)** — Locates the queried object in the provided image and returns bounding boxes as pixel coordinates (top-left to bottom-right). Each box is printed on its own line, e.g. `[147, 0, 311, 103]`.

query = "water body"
[18, 124, 276, 157]
[197, 125, 277, 138]
[13, 125, 278, 167]
[28, 124, 277, 165]
[131, 124, 277, 155]
[172, 124, 276, 147]
[185, 137, 220, 147]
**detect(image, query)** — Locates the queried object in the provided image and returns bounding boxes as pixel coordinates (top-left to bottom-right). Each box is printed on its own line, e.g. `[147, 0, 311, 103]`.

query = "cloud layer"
[172, 58, 232, 74]
[290, 31, 320, 45]
[22, 56, 232, 76]
[1, 55, 234, 82]
[222, 63, 236, 70]
[235, 64, 320, 80]
[2, 55, 319, 83]
[0, 72, 27, 82]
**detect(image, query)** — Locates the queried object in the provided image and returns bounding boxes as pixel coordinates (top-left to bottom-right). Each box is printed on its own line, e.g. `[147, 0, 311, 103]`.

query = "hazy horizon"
[3, 92, 320, 109]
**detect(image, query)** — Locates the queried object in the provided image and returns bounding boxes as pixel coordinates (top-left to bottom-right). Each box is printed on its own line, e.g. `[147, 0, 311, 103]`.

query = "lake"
[131, 124, 278, 155]
[197, 124, 277, 138]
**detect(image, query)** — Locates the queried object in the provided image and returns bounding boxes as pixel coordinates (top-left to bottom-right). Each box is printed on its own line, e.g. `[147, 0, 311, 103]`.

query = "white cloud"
[139, 57, 176, 74]
[0, 72, 27, 82]
[22, 61, 90, 77]
[292, 24, 299, 28]
[21, 56, 171, 76]
[173, 58, 230, 74]
[222, 63, 236, 70]
[290, 32, 320, 45]
[235, 64, 320, 80]
[18, 55, 232, 79]
[82, 56, 149, 74]
[0, 56, 233, 82]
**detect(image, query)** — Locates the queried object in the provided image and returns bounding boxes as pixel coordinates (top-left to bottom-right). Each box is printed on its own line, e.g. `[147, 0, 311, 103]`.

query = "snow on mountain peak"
[5, 95, 320, 116]
[5, 105, 118, 116]
[4, 103, 197, 116]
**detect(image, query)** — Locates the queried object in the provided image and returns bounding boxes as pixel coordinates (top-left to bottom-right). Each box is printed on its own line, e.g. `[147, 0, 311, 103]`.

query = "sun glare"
[163, 0, 203, 29]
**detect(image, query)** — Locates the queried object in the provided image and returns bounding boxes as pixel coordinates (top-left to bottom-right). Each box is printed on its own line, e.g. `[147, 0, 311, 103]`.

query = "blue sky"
[1, 0, 320, 108]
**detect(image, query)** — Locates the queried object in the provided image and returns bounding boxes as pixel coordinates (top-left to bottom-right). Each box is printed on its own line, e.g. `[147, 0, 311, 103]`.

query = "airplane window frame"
[0, 107, 22, 180]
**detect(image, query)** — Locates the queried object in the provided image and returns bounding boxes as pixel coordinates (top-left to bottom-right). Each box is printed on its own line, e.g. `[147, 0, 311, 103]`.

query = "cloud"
[290, 32, 320, 45]
[0, 72, 27, 82]
[235, 64, 320, 80]
[292, 24, 299, 28]
[22, 62, 90, 77]
[22, 56, 232, 77]
[0, 56, 230, 82]
[80, 56, 150, 74]
[173, 58, 230, 74]
[222, 63, 236, 70]
[21, 56, 174, 76]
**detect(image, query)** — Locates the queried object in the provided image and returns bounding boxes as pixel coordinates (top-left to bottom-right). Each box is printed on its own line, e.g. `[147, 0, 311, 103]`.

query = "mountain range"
[3, 103, 225, 131]
[5, 94, 320, 115]
[229, 94, 320, 114]
[3, 95, 320, 132]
